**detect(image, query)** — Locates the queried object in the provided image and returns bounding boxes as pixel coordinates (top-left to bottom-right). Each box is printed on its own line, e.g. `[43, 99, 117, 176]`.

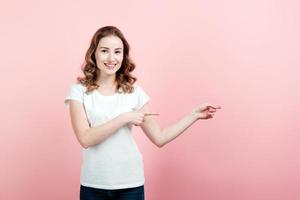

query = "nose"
[108, 53, 115, 62]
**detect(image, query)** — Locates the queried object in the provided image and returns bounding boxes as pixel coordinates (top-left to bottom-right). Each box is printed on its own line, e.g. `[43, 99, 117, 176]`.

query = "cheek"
[95, 51, 106, 59]
[117, 56, 124, 63]
[98, 54, 107, 61]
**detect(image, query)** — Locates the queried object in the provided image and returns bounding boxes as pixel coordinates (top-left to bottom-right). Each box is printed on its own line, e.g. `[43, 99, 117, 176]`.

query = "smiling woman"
[64, 26, 221, 200]
[77, 26, 137, 94]
[96, 36, 124, 74]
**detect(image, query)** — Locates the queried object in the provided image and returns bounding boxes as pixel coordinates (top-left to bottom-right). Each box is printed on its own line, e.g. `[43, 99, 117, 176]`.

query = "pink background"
[1, 0, 299, 199]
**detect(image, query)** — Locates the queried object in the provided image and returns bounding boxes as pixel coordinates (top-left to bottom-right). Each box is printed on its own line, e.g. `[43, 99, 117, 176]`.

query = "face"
[95, 35, 124, 77]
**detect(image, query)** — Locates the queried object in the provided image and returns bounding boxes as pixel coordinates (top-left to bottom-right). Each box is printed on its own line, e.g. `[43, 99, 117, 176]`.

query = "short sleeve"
[64, 83, 84, 108]
[134, 84, 150, 110]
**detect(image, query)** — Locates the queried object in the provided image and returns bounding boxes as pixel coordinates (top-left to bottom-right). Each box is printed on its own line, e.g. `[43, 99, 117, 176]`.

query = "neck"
[97, 74, 117, 87]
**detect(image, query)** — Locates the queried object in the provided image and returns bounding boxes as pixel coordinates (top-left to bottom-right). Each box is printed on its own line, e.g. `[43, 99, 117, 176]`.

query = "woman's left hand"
[192, 103, 222, 120]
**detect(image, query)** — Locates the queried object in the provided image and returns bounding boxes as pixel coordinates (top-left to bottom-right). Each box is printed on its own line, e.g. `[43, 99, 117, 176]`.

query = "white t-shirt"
[64, 83, 150, 189]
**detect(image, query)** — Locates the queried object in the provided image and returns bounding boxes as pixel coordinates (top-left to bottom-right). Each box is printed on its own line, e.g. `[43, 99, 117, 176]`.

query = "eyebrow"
[99, 47, 123, 50]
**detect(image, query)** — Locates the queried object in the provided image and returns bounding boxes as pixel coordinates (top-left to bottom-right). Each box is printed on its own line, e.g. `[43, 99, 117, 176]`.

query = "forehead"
[98, 36, 123, 49]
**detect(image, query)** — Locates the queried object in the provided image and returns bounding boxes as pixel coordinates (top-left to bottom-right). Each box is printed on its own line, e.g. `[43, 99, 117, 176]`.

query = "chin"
[103, 68, 120, 75]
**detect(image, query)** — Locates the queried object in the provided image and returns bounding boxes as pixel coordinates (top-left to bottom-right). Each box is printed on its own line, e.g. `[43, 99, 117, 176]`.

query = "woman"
[64, 26, 221, 200]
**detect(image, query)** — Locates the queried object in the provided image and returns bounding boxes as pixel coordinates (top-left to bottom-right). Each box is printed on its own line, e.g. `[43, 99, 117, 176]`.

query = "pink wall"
[1, 0, 299, 199]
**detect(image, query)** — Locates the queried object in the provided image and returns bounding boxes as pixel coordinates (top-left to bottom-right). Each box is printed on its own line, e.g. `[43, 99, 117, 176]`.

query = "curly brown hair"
[77, 26, 137, 94]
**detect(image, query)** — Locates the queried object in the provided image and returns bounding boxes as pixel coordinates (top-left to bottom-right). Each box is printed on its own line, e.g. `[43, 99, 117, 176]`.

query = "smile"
[104, 63, 117, 69]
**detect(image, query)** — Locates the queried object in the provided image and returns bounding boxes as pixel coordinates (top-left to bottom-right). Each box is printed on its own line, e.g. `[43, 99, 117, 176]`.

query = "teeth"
[105, 63, 116, 68]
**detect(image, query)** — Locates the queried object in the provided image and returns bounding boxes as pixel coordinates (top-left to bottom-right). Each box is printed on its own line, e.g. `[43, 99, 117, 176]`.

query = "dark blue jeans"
[80, 185, 145, 200]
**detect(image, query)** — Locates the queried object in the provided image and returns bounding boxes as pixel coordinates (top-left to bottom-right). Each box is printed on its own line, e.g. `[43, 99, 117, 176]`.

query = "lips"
[104, 63, 116, 69]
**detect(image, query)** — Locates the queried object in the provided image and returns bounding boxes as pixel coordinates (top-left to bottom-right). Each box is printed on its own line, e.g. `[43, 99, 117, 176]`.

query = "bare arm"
[140, 102, 221, 148]
[67, 100, 145, 149]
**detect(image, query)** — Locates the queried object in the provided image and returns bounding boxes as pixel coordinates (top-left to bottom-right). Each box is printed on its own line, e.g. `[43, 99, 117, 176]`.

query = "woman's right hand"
[192, 103, 222, 120]
[120, 111, 145, 126]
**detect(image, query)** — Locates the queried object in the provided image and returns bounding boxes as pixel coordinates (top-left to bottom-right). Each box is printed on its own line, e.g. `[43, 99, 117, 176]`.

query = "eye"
[115, 51, 122, 54]
[101, 49, 107, 53]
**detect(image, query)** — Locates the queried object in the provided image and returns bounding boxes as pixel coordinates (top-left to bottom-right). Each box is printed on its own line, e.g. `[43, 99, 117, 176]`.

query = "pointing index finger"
[144, 113, 160, 116]
[209, 105, 222, 109]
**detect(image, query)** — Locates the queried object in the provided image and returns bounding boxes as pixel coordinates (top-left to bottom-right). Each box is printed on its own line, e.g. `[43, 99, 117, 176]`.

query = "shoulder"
[70, 83, 87, 92]
[132, 83, 149, 97]
[132, 83, 139, 90]
[131, 83, 150, 109]
[132, 83, 144, 91]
